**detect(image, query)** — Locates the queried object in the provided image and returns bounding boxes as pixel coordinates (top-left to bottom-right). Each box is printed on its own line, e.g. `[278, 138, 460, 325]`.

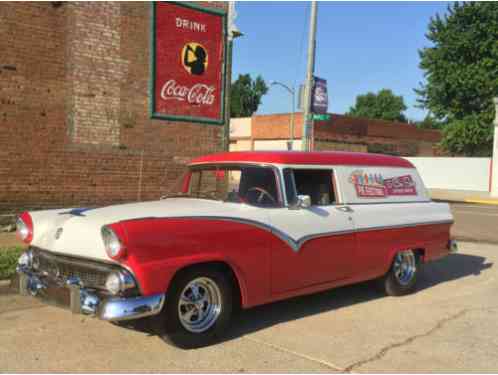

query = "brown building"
[0, 2, 228, 213]
[230, 113, 442, 156]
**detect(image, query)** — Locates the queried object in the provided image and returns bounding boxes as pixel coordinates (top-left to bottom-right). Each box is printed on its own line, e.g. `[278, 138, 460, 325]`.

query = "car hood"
[29, 198, 263, 262]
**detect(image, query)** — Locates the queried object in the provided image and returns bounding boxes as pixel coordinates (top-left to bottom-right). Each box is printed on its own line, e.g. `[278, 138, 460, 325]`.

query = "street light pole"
[302, 1, 318, 152]
[270, 81, 295, 150]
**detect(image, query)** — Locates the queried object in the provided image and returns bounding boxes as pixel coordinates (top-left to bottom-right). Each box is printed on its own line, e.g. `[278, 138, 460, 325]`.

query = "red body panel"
[119, 218, 275, 307]
[354, 223, 452, 277]
[190, 151, 415, 168]
[116, 217, 451, 309]
[270, 233, 357, 295]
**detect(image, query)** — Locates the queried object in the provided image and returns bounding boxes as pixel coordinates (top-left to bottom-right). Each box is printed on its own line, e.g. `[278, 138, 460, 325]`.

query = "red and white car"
[16, 151, 457, 348]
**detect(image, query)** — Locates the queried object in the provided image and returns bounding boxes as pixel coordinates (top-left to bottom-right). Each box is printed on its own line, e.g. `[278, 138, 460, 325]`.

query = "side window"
[292, 169, 336, 206]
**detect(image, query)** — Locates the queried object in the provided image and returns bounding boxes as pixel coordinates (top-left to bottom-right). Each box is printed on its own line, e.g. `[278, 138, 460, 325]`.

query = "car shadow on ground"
[115, 253, 492, 345]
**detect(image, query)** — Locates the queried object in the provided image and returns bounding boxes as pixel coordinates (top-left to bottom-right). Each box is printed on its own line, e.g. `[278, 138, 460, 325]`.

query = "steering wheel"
[247, 187, 277, 205]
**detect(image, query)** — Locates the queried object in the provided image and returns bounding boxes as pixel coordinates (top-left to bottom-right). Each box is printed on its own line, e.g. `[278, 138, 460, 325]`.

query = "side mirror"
[289, 195, 311, 210]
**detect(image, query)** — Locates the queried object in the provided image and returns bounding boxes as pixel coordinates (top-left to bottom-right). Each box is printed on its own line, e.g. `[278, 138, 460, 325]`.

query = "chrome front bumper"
[17, 267, 165, 321]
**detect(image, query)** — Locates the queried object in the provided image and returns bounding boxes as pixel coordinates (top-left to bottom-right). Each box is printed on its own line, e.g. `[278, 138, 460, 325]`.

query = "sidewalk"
[429, 188, 498, 205]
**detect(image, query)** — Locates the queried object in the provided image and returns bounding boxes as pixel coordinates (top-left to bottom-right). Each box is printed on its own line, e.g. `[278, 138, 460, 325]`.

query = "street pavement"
[1, 241, 497, 373]
[450, 203, 498, 244]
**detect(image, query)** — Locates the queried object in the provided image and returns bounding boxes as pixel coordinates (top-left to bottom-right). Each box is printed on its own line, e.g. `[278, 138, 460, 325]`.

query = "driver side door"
[268, 168, 357, 295]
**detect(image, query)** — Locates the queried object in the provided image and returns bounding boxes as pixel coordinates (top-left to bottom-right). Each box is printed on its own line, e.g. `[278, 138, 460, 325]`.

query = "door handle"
[335, 206, 354, 213]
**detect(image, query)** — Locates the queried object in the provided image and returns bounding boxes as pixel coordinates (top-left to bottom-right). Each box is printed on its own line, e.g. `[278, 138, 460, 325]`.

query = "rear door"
[268, 167, 357, 295]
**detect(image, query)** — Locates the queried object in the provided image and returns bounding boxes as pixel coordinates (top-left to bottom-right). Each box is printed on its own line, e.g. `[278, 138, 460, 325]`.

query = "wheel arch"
[386, 247, 426, 273]
[167, 259, 246, 310]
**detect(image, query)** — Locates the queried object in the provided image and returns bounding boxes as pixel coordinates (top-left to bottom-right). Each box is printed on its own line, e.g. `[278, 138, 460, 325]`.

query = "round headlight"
[101, 226, 125, 260]
[105, 270, 136, 295]
[105, 272, 122, 295]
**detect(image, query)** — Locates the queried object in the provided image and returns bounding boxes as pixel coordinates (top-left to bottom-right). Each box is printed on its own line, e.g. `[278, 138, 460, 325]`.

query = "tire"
[383, 250, 419, 296]
[156, 267, 233, 349]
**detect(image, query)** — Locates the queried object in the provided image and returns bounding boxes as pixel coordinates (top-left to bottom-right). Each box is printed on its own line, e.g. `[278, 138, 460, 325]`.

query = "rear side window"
[287, 169, 336, 206]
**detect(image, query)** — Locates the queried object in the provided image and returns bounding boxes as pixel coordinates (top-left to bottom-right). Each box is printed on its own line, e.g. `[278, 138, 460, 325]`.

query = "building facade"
[230, 113, 442, 156]
[0, 2, 228, 213]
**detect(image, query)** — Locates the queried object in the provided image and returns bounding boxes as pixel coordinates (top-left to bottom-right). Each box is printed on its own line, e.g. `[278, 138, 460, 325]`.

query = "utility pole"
[223, 2, 242, 152]
[491, 97, 498, 197]
[301, 1, 317, 152]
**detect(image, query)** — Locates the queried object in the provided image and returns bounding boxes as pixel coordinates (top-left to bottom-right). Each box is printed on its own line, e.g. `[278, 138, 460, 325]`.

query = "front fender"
[117, 217, 275, 308]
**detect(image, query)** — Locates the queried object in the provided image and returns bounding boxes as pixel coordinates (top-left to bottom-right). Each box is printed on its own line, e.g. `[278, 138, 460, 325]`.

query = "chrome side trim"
[355, 220, 454, 233]
[131, 216, 454, 253]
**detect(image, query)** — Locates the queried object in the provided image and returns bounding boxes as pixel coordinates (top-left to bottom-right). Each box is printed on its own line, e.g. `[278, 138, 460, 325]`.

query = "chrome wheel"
[393, 250, 417, 286]
[178, 277, 222, 333]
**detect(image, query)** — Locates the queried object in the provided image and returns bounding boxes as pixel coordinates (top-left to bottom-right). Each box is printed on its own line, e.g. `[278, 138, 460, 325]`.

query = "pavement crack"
[243, 336, 345, 372]
[344, 309, 468, 373]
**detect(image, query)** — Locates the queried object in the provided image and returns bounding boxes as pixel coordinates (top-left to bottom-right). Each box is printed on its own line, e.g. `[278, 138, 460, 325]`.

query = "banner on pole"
[311, 76, 328, 115]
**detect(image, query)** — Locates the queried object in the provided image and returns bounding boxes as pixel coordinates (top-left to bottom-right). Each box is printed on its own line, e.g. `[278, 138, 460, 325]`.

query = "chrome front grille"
[31, 248, 115, 290]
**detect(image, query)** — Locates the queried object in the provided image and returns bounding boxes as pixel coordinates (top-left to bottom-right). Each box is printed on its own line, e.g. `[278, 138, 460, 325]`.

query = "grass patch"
[0, 246, 24, 280]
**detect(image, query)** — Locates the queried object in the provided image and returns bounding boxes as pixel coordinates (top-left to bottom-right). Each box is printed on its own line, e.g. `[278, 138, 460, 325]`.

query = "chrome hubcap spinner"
[393, 250, 417, 286]
[178, 277, 222, 333]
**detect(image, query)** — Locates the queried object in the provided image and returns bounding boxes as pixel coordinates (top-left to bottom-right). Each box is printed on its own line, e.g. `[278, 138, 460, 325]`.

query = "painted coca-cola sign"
[151, 2, 226, 124]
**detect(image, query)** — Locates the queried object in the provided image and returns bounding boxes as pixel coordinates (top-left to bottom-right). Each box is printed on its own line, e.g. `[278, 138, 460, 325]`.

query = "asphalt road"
[450, 203, 498, 244]
[1, 241, 497, 373]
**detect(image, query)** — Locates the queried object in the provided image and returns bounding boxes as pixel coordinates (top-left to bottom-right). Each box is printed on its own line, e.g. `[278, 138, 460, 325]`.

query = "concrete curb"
[463, 199, 498, 206]
[433, 198, 498, 206]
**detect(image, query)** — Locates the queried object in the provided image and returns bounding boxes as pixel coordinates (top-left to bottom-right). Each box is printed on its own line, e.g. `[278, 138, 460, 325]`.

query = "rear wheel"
[383, 250, 419, 296]
[157, 267, 233, 349]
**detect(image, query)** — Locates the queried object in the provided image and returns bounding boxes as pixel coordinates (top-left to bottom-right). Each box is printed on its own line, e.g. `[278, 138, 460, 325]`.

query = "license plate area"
[37, 283, 71, 309]
[19, 273, 73, 311]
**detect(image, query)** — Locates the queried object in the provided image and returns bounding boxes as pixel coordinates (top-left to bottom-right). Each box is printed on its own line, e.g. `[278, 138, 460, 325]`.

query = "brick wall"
[0, 2, 227, 213]
[239, 113, 442, 156]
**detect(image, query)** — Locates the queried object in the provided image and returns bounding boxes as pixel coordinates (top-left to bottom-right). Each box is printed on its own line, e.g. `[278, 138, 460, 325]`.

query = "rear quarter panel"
[334, 165, 453, 277]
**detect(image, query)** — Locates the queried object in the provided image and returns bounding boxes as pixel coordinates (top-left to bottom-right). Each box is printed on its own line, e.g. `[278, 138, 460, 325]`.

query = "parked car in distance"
[16, 151, 457, 348]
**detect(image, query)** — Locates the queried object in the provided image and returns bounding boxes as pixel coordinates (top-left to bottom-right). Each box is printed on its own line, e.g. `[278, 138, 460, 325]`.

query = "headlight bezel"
[101, 225, 126, 260]
[16, 213, 33, 244]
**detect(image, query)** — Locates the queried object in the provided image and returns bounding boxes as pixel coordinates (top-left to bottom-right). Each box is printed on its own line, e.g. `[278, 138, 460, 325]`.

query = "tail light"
[101, 225, 126, 260]
[16, 212, 33, 244]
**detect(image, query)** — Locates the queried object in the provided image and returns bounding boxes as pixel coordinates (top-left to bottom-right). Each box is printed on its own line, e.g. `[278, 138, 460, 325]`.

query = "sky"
[231, 1, 451, 121]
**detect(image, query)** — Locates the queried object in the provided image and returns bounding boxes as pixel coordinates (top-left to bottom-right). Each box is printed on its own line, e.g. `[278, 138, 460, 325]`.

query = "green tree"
[414, 114, 445, 130]
[416, 2, 498, 156]
[441, 115, 494, 156]
[347, 89, 408, 122]
[230, 74, 268, 117]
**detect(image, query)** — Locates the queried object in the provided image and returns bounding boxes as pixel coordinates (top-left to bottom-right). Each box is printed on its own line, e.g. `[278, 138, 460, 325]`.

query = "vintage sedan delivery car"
[16, 151, 457, 348]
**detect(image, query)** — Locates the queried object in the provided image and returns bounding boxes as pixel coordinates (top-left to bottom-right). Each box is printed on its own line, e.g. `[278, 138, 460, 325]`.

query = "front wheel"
[156, 267, 233, 349]
[383, 250, 419, 296]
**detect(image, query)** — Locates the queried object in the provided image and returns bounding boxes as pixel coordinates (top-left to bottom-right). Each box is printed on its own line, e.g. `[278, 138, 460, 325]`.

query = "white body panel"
[351, 202, 453, 232]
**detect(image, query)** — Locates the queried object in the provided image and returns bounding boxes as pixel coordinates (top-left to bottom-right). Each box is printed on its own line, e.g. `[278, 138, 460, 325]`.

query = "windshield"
[164, 165, 281, 207]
